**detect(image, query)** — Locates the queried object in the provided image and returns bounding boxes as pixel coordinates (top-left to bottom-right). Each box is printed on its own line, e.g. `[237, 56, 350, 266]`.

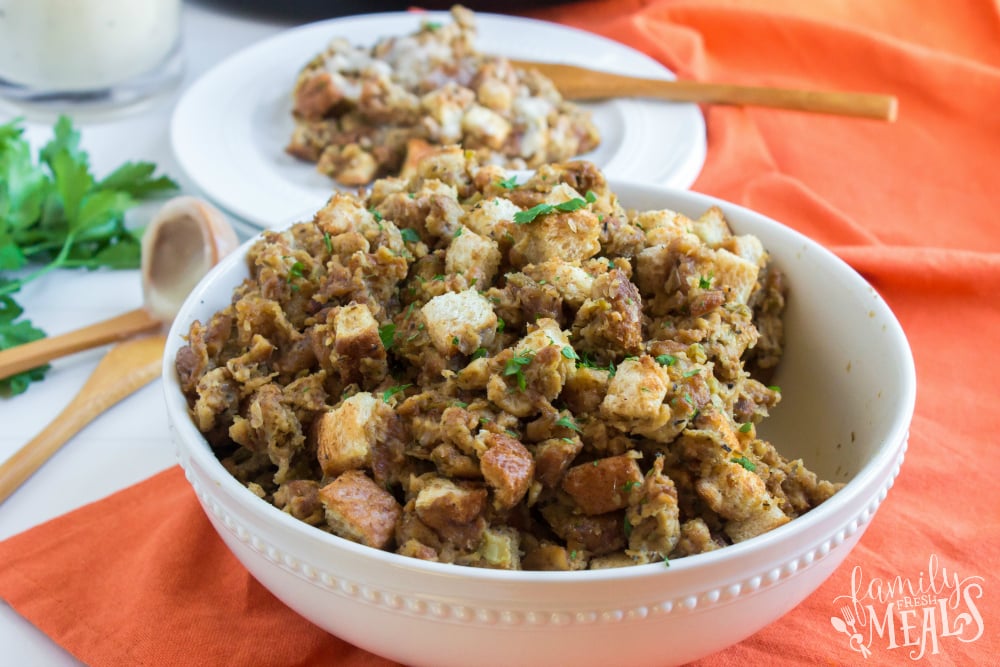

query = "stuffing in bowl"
[164, 152, 915, 666]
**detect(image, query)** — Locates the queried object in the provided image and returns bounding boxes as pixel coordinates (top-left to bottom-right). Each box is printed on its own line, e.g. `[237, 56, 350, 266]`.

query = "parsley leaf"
[561, 346, 578, 360]
[399, 228, 420, 243]
[378, 323, 396, 350]
[739, 422, 753, 433]
[655, 354, 676, 367]
[382, 384, 411, 403]
[0, 296, 48, 396]
[730, 456, 757, 472]
[503, 351, 533, 391]
[513, 195, 593, 224]
[555, 415, 582, 432]
[496, 175, 519, 189]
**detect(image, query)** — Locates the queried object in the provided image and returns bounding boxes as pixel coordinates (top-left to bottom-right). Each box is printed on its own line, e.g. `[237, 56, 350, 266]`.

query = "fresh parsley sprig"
[0, 115, 178, 395]
[513, 190, 597, 224]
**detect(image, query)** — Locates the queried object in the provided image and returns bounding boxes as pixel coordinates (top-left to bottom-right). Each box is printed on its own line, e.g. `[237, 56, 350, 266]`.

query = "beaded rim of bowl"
[179, 432, 907, 628]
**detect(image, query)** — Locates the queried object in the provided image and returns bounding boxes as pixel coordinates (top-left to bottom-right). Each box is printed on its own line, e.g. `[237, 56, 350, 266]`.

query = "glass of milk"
[0, 0, 183, 108]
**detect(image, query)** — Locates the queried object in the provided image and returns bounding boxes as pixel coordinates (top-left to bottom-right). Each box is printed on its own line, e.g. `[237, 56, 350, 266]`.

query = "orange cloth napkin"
[2, 1, 999, 664]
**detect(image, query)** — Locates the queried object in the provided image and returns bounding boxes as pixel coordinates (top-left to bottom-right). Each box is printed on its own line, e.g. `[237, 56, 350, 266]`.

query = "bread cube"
[599, 356, 673, 440]
[319, 470, 402, 549]
[421, 289, 498, 355]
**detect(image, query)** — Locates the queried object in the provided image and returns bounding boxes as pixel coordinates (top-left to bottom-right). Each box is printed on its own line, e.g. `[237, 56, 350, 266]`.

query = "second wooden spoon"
[0, 334, 165, 503]
[512, 60, 898, 121]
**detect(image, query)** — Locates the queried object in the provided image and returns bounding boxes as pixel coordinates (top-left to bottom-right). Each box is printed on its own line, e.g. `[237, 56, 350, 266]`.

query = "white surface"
[164, 183, 915, 667]
[0, 4, 290, 664]
[171, 11, 707, 229]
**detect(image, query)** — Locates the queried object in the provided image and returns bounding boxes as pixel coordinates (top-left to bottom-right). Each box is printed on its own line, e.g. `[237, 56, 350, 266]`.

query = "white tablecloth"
[0, 4, 295, 663]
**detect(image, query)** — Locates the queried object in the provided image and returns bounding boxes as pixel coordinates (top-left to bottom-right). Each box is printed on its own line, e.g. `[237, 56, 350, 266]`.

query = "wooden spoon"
[0, 197, 237, 381]
[0, 334, 165, 503]
[511, 60, 898, 121]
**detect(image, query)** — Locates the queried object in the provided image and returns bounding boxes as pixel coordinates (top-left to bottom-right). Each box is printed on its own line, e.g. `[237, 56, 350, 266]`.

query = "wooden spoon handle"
[0, 307, 161, 380]
[512, 61, 898, 121]
[0, 335, 165, 504]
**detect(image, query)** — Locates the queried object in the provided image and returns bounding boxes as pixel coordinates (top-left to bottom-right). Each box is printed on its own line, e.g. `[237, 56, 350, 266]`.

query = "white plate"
[171, 10, 706, 229]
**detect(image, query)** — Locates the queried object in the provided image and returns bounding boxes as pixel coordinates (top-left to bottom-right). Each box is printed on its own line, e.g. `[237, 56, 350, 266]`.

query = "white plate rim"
[171, 10, 706, 229]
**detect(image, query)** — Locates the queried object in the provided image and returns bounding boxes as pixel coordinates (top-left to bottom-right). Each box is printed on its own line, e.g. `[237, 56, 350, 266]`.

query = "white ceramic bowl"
[163, 182, 916, 667]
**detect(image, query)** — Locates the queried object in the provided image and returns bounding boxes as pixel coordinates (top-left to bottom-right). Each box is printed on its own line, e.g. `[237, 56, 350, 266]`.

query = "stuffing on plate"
[286, 5, 600, 186]
[175, 150, 842, 570]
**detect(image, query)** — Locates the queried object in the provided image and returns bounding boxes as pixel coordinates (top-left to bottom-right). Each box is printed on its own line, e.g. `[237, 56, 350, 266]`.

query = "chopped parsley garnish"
[682, 368, 701, 378]
[496, 317, 506, 333]
[561, 437, 575, 444]
[624, 516, 633, 539]
[452, 400, 469, 409]
[424, 21, 443, 31]
[655, 354, 677, 367]
[451, 335, 460, 345]
[555, 415, 582, 432]
[768, 385, 782, 393]
[323, 232, 333, 253]
[739, 422, 753, 433]
[663, 557, 671, 568]
[378, 323, 396, 350]
[730, 456, 757, 472]
[505, 429, 519, 438]
[513, 190, 598, 224]
[496, 175, 519, 189]
[503, 351, 534, 391]
[698, 273, 713, 289]
[453, 227, 463, 238]
[471, 347, 488, 360]
[622, 480, 641, 492]
[561, 346, 578, 360]
[286, 260, 305, 282]
[382, 384, 411, 403]
[368, 207, 383, 222]
[399, 228, 420, 243]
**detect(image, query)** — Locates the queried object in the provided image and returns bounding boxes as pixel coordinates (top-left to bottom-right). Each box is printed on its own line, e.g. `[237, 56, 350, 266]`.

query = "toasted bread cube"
[634, 244, 671, 297]
[461, 104, 512, 150]
[314, 392, 390, 476]
[719, 234, 767, 267]
[477, 432, 535, 510]
[421, 289, 497, 355]
[421, 83, 475, 143]
[561, 453, 642, 515]
[532, 436, 583, 489]
[293, 71, 342, 120]
[332, 303, 387, 386]
[464, 195, 520, 242]
[509, 208, 601, 267]
[708, 247, 759, 304]
[319, 470, 401, 549]
[599, 356, 673, 440]
[724, 504, 791, 543]
[634, 209, 689, 247]
[446, 227, 501, 286]
[522, 260, 594, 309]
[691, 206, 732, 247]
[414, 476, 488, 530]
